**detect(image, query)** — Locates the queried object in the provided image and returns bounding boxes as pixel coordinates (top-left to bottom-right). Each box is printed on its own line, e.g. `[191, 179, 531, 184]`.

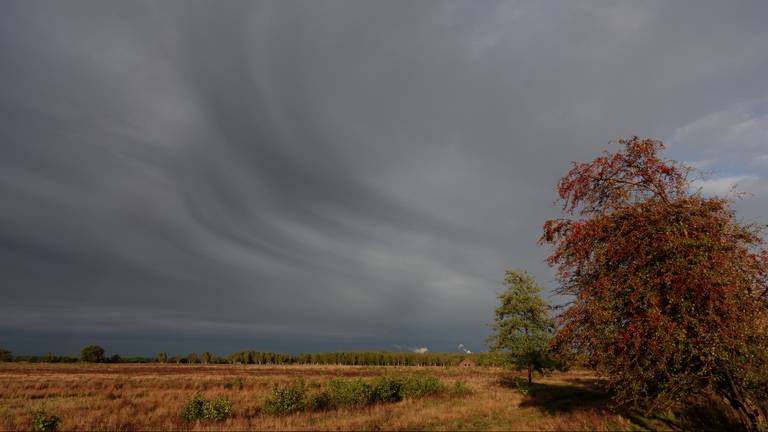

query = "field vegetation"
[1, 362, 755, 431]
[0, 363, 637, 431]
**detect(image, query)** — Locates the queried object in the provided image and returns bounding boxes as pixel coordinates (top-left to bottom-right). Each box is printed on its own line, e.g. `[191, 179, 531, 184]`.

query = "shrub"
[181, 394, 233, 422]
[262, 379, 307, 416]
[31, 406, 60, 432]
[400, 375, 444, 398]
[371, 376, 403, 403]
[180, 394, 205, 422]
[202, 397, 233, 421]
[327, 379, 375, 407]
[262, 374, 453, 416]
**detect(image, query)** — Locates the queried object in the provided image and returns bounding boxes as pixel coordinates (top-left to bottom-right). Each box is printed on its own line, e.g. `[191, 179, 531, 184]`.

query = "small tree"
[201, 352, 212, 364]
[542, 138, 768, 430]
[488, 269, 556, 384]
[187, 352, 199, 364]
[0, 348, 12, 362]
[79, 345, 105, 363]
[157, 352, 168, 363]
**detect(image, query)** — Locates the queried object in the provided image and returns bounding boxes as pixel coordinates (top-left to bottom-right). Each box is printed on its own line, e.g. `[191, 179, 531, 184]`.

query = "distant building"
[457, 358, 476, 367]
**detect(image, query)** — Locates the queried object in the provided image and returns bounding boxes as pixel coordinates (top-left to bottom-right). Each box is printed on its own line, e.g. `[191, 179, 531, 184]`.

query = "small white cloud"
[394, 344, 429, 354]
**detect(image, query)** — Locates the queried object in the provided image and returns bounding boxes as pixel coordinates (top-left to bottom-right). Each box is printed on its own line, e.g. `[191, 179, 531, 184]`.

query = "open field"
[0, 363, 634, 431]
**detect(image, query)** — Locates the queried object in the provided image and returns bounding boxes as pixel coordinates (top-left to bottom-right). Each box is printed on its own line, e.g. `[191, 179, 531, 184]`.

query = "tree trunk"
[527, 366, 533, 385]
[720, 377, 767, 432]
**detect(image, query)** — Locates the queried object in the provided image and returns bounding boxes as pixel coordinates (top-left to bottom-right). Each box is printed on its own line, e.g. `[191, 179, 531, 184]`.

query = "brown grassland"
[0, 363, 635, 431]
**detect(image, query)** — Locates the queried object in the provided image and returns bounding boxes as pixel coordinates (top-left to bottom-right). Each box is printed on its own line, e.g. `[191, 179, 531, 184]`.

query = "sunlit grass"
[0, 363, 631, 431]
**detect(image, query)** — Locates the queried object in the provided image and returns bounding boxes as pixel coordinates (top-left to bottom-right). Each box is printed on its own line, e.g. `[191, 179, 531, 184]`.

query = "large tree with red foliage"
[542, 137, 768, 430]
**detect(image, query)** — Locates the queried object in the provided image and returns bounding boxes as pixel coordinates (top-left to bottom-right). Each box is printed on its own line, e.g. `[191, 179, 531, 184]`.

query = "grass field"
[0, 363, 634, 431]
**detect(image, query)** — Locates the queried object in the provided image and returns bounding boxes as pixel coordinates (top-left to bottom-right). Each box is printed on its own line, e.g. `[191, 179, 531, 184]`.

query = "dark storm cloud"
[2, 1, 767, 355]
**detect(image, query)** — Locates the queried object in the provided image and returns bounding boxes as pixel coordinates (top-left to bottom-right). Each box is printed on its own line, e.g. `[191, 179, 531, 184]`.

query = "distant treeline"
[9, 354, 155, 363]
[0, 347, 503, 366]
[219, 351, 503, 367]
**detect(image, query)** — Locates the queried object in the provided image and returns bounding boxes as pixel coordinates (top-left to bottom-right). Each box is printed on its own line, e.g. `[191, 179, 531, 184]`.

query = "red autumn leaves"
[541, 137, 767, 428]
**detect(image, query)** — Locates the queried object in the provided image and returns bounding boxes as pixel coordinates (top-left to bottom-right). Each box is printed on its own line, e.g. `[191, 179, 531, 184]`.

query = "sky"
[1, 1, 767, 357]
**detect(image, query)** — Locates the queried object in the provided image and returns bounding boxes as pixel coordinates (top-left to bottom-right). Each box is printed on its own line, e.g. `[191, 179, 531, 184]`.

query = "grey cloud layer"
[1, 1, 766, 355]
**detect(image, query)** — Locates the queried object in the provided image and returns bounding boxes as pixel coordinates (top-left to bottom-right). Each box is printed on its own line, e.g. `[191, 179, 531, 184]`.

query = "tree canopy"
[487, 269, 556, 384]
[79, 345, 105, 363]
[542, 137, 768, 430]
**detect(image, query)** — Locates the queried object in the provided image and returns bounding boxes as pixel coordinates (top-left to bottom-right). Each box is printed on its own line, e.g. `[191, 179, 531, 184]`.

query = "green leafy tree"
[487, 269, 556, 384]
[201, 352, 212, 364]
[79, 345, 105, 363]
[542, 138, 768, 430]
[0, 348, 12, 362]
[187, 352, 199, 364]
[157, 352, 168, 363]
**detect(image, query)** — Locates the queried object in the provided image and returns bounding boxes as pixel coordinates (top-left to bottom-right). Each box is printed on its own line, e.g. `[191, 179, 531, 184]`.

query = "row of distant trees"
[0, 346, 499, 366]
[0, 345, 152, 363]
[215, 351, 502, 366]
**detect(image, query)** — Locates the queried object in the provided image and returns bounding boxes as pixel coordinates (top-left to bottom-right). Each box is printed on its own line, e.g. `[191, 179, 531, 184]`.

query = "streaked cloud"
[1, 0, 766, 355]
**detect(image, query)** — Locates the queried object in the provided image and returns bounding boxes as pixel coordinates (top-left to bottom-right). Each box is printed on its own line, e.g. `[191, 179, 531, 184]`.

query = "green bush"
[181, 394, 205, 422]
[262, 374, 454, 416]
[263, 379, 307, 416]
[371, 376, 403, 403]
[203, 397, 233, 421]
[327, 379, 376, 407]
[31, 406, 60, 432]
[400, 375, 444, 398]
[181, 394, 233, 422]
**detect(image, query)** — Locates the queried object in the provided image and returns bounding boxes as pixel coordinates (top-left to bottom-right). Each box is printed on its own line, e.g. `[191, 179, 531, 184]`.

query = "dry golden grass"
[0, 363, 633, 431]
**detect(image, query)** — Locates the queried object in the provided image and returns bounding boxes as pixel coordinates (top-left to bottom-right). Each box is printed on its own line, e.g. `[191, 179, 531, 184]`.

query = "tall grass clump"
[451, 380, 471, 396]
[223, 377, 244, 390]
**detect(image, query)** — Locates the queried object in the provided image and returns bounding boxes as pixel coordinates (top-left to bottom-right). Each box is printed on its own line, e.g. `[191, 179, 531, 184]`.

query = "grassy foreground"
[0, 363, 632, 431]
